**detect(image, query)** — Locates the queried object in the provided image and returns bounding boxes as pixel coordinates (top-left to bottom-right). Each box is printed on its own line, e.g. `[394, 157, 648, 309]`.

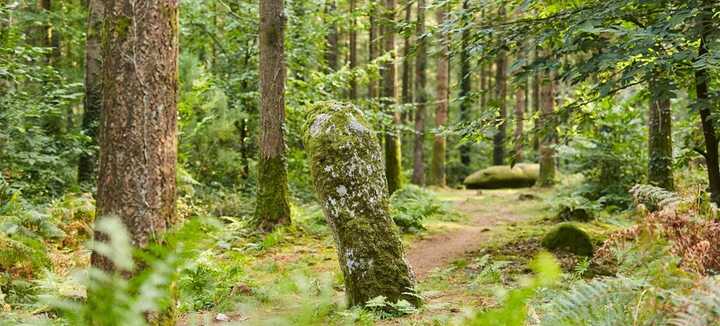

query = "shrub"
[389, 185, 452, 233]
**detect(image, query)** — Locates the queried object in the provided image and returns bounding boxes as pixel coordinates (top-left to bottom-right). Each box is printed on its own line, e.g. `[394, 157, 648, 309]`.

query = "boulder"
[463, 164, 539, 189]
[541, 223, 594, 256]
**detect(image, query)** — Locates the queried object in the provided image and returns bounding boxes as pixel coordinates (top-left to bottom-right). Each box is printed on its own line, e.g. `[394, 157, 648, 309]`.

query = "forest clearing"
[2, 0, 720, 325]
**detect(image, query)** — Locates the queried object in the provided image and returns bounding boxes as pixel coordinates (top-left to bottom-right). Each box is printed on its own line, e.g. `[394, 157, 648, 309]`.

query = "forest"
[1, 0, 720, 324]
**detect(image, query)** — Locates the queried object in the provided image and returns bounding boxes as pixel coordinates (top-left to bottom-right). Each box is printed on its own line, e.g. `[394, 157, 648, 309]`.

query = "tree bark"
[349, 0, 358, 99]
[537, 72, 555, 187]
[93, 0, 179, 270]
[411, 0, 427, 185]
[324, 0, 339, 71]
[648, 78, 674, 190]
[255, 0, 291, 231]
[77, 0, 104, 185]
[695, 3, 720, 205]
[431, 6, 449, 187]
[492, 7, 507, 166]
[531, 50, 541, 152]
[382, 0, 402, 194]
[305, 103, 419, 308]
[458, 0, 471, 167]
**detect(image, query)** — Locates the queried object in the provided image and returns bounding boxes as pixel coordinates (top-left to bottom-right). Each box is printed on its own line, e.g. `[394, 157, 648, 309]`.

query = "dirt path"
[406, 189, 536, 278]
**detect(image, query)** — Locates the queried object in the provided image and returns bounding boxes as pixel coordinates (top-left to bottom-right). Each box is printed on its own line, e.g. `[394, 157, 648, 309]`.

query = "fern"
[669, 278, 720, 326]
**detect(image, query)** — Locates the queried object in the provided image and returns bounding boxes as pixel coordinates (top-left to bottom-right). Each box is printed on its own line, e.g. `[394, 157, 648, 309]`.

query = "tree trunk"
[531, 51, 541, 152]
[648, 78, 674, 190]
[77, 0, 104, 185]
[324, 0, 339, 71]
[411, 0, 427, 185]
[382, 0, 402, 194]
[255, 0, 291, 231]
[306, 103, 419, 307]
[431, 6, 449, 187]
[349, 0, 358, 99]
[537, 72, 555, 187]
[696, 3, 720, 205]
[401, 0, 413, 113]
[93, 0, 179, 270]
[368, 3, 378, 99]
[458, 0, 471, 167]
[514, 80, 525, 163]
[492, 7, 507, 166]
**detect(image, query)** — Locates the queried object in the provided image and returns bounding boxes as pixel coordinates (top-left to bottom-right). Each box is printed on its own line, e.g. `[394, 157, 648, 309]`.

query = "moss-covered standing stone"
[304, 102, 419, 307]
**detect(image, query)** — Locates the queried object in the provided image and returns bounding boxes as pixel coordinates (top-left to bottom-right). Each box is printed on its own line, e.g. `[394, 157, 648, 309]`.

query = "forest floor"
[181, 186, 567, 325]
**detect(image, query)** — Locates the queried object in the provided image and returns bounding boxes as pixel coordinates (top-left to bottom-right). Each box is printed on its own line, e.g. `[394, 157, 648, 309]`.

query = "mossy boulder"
[463, 163, 539, 189]
[541, 223, 594, 256]
[304, 101, 419, 307]
[557, 206, 594, 222]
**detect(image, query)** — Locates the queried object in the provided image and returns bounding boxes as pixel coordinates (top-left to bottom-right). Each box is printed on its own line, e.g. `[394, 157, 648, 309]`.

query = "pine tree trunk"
[411, 0, 427, 185]
[77, 0, 103, 185]
[431, 6, 449, 187]
[537, 72, 555, 187]
[696, 3, 720, 205]
[349, 0, 358, 99]
[401, 0, 413, 110]
[382, 0, 402, 194]
[531, 51, 541, 152]
[93, 0, 179, 270]
[255, 0, 291, 231]
[458, 0, 471, 167]
[648, 78, 673, 190]
[324, 0, 339, 71]
[492, 7, 507, 166]
[306, 103, 419, 307]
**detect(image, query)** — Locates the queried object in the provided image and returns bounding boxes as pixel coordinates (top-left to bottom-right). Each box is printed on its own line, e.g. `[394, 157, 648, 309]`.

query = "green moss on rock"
[304, 101, 419, 307]
[463, 163, 539, 189]
[541, 223, 594, 257]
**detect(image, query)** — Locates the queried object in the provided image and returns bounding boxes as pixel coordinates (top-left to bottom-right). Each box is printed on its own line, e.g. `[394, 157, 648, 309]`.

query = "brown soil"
[406, 189, 533, 279]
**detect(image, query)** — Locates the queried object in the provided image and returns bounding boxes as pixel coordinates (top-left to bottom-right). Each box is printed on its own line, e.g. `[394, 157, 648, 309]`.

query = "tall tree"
[492, 6, 507, 166]
[647, 77, 674, 190]
[695, 0, 720, 205]
[458, 0, 472, 167]
[77, 0, 103, 184]
[411, 0, 427, 185]
[531, 50, 541, 152]
[324, 0, 339, 71]
[93, 0, 179, 270]
[537, 72, 555, 187]
[401, 0, 413, 120]
[368, 2, 379, 99]
[382, 0, 403, 194]
[431, 4, 449, 187]
[255, 0, 291, 231]
[514, 77, 526, 163]
[349, 0, 358, 99]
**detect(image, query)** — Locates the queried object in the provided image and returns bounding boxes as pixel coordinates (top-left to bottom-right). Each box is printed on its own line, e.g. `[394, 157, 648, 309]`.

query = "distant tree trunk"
[93, 0, 179, 270]
[411, 0, 427, 185]
[458, 0, 471, 167]
[514, 79, 525, 163]
[479, 11, 487, 110]
[255, 0, 291, 231]
[492, 6, 507, 166]
[77, 0, 103, 185]
[431, 6, 449, 187]
[368, 3, 378, 99]
[537, 72, 555, 187]
[349, 0, 358, 99]
[382, 0, 402, 194]
[647, 78, 673, 190]
[306, 103, 419, 308]
[324, 0, 339, 71]
[696, 4, 720, 205]
[531, 50, 541, 152]
[401, 0, 413, 118]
